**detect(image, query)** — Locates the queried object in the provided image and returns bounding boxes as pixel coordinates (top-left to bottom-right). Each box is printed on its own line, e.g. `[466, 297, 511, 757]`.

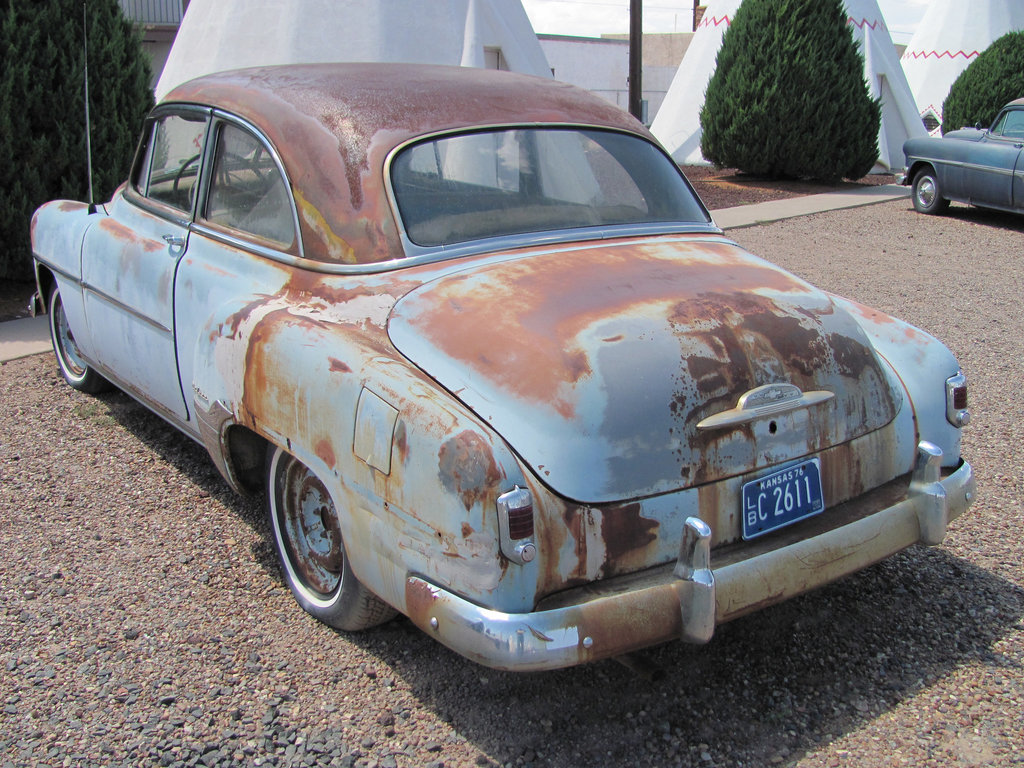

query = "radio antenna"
[82, 2, 95, 208]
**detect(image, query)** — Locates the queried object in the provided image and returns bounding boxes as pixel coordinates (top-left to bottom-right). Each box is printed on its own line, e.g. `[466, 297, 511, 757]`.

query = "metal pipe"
[629, 0, 642, 120]
[614, 652, 665, 682]
[82, 2, 95, 209]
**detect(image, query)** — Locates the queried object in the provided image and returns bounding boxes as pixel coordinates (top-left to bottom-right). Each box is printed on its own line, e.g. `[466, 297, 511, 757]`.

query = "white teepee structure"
[649, 0, 740, 167]
[155, 0, 551, 101]
[901, 0, 1024, 135]
[651, 0, 926, 172]
[846, 0, 927, 171]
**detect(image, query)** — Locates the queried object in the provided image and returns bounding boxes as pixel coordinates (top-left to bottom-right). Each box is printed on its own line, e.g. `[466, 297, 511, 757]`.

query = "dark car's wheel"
[912, 167, 950, 215]
[266, 445, 396, 631]
[47, 286, 111, 393]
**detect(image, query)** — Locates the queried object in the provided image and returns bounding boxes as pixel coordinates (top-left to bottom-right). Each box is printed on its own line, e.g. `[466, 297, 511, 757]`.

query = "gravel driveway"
[2, 199, 1022, 768]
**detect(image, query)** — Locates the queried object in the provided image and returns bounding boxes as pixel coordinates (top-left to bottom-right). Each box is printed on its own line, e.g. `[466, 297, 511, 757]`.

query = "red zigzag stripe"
[697, 15, 889, 32]
[903, 50, 981, 60]
[699, 16, 886, 32]
[697, 14, 731, 29]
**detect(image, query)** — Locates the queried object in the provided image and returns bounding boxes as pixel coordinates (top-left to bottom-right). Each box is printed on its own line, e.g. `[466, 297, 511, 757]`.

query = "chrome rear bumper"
[404, 443, 974, 671]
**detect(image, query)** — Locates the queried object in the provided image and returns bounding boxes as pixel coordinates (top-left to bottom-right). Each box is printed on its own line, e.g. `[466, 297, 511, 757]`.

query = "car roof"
[164, 63, 649, 265]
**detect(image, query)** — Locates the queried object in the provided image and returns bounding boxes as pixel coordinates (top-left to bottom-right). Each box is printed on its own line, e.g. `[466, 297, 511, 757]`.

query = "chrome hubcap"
[917, 177, 936, 208]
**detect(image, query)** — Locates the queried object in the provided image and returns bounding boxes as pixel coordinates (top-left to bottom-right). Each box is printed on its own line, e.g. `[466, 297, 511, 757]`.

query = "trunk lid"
[388, 236, 900, 504]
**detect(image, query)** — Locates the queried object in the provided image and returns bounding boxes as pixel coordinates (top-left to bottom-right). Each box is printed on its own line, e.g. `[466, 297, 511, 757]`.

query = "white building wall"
[540, 36, 629, 110]
[539, 35, 678, 124]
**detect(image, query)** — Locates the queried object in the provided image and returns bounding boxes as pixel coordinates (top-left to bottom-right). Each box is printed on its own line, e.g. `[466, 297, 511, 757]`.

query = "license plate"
[742, 459, 825, 540]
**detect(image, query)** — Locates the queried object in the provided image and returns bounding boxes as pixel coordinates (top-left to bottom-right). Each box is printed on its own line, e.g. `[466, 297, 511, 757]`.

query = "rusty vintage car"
[31, 63, 974, 670]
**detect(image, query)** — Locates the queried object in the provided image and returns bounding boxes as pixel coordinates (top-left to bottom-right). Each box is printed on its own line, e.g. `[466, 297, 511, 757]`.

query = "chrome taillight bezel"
[496, 486, 536, 565]
[945, 371, 970, 428]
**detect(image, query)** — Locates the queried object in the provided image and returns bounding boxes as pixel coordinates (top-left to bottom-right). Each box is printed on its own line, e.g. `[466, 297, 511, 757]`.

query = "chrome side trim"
[80, 281, 173, 335]
[910, 155, 1021, 179]
[33, 255, 79, 287]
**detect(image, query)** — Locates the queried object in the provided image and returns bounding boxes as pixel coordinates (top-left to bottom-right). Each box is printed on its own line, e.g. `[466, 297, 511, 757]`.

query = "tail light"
[497, 486, 536, 565]
[945, 372, 970, 427]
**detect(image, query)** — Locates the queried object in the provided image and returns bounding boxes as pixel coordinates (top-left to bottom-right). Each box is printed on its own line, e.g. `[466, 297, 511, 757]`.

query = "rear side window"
[202, 122, 296, 249]
[134, 113, 207, 212]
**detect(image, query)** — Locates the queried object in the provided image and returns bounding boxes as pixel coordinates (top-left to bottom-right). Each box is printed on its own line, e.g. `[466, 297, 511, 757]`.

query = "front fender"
[31, 200, 104, 361]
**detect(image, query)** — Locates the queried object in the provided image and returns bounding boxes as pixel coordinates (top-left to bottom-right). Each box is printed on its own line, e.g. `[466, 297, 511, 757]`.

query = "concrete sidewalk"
[0, 183, 911, 364]
[712, 183, 909, 229]
[0, 315, 49, 363]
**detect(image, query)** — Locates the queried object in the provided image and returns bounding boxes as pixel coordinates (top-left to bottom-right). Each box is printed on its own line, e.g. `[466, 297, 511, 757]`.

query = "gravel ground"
[2, 198, 1023, 768]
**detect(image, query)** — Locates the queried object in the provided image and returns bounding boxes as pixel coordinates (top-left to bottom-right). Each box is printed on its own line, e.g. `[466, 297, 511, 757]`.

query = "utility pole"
[628, 0, 642, 120]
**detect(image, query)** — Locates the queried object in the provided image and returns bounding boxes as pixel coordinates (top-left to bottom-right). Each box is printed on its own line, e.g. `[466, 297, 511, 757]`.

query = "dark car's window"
[202, 122, 296, 249]
[135, 113, 207, 212]
[390, 128, 709, 247]
[991, 109, 1024, 139]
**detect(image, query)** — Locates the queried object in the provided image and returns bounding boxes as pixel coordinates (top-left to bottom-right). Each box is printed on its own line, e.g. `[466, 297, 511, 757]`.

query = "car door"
[81, 107, 210, 424]
[962, 108, 1024, 209]
[172, 115, 301, 427]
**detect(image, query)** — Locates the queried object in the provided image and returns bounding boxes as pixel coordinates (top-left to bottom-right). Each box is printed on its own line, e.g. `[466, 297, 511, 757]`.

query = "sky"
[520, 0, 928, 44]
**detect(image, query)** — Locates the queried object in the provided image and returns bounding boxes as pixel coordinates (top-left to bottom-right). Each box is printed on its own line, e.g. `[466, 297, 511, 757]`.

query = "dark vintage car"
[31, 63, 974, 671]
[903, 98, 1024, 214]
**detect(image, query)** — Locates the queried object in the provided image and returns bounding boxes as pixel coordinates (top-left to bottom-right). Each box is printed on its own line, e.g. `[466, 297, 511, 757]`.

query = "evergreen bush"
[942, 31, 1024, 134]
[0, 0, 152, 281]
[699, 0, 879, 182]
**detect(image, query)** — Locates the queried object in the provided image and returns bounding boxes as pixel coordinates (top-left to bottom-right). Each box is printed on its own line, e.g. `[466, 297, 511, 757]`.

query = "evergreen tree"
[0, 0, 152, 281]
[699, 0, 879, 182]
[942, 31, 1024, 134]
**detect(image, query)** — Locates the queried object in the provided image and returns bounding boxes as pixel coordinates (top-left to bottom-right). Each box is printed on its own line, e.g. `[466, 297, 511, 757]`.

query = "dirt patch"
[683, 165, 898, 211]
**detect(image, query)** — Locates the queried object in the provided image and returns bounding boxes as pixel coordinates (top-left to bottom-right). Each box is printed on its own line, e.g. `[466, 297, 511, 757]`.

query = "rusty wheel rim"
[272, 452, 344, 602]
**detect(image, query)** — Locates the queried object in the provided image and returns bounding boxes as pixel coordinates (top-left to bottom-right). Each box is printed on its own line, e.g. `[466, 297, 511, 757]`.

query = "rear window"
[390, 128, 709, 247]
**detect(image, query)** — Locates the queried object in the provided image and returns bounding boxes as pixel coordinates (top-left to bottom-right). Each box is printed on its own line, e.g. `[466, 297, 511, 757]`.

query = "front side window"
[134, 112, 207, 212]
[202, 122, 296, 249]
[992, 109, 1024, 139]
[390, 128, 709, 247]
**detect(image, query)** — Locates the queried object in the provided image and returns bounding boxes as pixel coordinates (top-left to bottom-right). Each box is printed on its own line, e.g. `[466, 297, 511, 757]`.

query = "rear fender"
[830, 295, 964, 465]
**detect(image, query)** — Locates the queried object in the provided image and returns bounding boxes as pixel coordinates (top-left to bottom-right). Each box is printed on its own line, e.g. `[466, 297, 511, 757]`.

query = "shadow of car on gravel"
[92, 382, 1024, 768]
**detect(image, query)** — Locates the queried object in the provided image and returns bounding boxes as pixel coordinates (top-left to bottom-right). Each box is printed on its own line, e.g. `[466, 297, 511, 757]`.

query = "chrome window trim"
[382, 122, 713, 253]
[183, 230, 733, 277]
[127, 105, 213, 224]
[190, 221, 307, 263]
[199, 110, 305, 259]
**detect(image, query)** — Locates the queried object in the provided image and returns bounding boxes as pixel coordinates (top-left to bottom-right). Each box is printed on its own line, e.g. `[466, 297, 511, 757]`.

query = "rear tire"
[48, 286, 110, 393]
[265, 445, 396, 631]
[911, 167, 950, 215]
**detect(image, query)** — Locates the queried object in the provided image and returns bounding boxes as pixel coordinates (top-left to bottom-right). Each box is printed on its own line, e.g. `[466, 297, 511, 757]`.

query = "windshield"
[390, 128, 710, 247]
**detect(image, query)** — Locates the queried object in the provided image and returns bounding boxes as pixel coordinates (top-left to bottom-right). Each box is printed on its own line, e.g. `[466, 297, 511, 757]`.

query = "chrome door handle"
[162, 234, 186, 249]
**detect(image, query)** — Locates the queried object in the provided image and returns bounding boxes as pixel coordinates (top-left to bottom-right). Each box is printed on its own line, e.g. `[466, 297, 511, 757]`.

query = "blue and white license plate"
[742, 459, 825, 540]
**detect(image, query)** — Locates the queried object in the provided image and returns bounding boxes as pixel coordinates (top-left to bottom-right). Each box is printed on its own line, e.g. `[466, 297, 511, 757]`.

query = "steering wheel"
[172, 153, 203, 205]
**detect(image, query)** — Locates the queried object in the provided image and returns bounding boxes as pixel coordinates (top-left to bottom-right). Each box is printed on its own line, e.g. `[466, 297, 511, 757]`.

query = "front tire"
[266, 445, 396, 631]
[911, 167, 950, 215]
[48, 286, 110, 393]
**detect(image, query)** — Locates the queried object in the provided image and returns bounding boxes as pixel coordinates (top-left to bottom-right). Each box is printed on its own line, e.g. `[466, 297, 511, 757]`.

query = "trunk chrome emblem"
[696, 383, 834, 430]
